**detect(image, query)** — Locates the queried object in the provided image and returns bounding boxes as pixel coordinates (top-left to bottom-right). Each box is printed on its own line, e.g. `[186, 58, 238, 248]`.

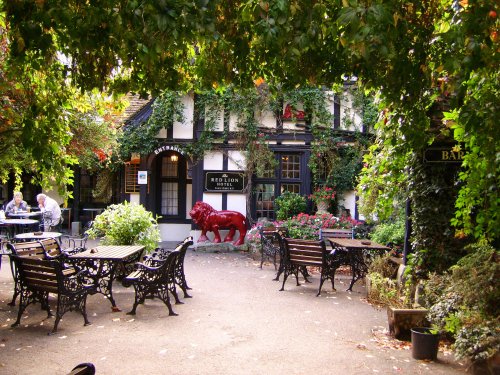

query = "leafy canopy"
[2, 0, 498, 240]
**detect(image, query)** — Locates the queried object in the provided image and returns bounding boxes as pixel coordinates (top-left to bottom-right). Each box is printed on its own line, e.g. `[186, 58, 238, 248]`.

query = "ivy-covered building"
[118, 88, 371, 242]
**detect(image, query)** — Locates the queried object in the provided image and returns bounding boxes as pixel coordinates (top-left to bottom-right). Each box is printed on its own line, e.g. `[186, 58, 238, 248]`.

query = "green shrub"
[370, 217, 405, 245]
[274, 191, 307, 220]
[87, 201, 161, 253]
[422, 242, 499, 363]
[367, 272, 412, 308]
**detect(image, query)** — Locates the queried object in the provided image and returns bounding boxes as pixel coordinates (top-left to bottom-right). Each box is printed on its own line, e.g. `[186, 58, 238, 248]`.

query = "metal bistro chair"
[61, 221, 93, 254]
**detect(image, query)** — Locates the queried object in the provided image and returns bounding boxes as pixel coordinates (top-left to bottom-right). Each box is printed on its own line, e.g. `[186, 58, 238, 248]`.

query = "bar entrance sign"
[424, 146, 465, 163]
[204, 172, 246, 192]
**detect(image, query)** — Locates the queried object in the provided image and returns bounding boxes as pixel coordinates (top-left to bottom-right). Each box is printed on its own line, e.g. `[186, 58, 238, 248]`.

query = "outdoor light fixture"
[170, 154, 178, 162]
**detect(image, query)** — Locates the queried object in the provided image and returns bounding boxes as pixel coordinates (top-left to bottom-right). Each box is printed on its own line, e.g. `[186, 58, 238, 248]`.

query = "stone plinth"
[193, 241, 248, 253]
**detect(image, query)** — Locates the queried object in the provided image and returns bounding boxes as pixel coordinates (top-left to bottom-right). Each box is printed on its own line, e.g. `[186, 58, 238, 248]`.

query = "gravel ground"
[0, 246, 466, 375]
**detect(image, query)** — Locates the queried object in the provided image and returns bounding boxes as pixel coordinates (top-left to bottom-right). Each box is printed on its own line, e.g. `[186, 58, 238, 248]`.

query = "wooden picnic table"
[327, 238, 389, 291]
[69, 245, 145, 311]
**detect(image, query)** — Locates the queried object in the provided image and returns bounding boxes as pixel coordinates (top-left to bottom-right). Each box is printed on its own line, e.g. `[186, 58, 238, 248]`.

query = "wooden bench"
[10, 255, 95, 334]
[280, 238, 337, 296]
[122, 249, 179, 316]
[7, 239, 78, 305]
[319, 228, 353, 240]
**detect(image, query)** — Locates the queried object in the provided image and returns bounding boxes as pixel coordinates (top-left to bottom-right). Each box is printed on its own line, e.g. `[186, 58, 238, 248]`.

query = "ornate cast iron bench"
[7, 238, 82, 306]
[143, 237, 194, 299]
[280, 238, 340, 296]
[259, 226, 289, 270]
[122, 250, 179, 315]
[122, 249, 180, 316]
[10, 255, 95, 334]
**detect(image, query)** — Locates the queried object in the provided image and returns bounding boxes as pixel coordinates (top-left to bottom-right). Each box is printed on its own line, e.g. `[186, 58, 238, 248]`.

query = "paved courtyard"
[0, 244, 466, 375]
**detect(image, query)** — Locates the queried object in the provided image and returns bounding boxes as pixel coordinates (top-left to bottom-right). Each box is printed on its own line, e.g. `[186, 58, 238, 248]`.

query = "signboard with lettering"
[204, 172, 246, 192]
[424, 147, 465, 163]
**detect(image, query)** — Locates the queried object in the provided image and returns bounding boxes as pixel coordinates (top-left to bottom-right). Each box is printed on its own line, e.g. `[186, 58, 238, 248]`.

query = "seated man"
[37, 193, 62, 232]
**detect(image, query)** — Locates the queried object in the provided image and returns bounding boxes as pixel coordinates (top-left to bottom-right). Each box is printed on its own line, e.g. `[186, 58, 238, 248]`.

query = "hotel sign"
[204, 172, 246, 192]
[424, 146, 465, 163]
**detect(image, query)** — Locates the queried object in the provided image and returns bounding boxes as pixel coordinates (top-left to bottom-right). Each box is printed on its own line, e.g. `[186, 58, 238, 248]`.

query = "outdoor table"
[327, 238, 389, 291]
[69, 245, 145, 311]
[7, 211, 42, 219]
[83, 208, 104, 221]
[14, 231, 62, 241]
[0, 218, 39, 237]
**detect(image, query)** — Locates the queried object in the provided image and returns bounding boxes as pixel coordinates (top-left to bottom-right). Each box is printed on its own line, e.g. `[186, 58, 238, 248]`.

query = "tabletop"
[328, 238, 389, 251]
[70, 245, 145, 261]
[1, 218, 39, 225]
[15, 231, 62, 240]
[7, 211, 42, 218]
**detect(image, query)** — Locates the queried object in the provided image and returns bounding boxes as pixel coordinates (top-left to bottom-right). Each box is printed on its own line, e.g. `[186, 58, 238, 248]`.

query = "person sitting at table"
[5, 192, 28, 216]
[36, 193, 62, 232]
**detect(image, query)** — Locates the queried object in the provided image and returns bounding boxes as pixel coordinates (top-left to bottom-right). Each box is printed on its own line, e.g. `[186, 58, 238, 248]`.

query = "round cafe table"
[0, 218, 39, 234]
[15, 231, 62, 241]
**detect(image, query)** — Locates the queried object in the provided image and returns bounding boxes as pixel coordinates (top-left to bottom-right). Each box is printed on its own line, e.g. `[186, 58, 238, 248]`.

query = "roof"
[120, 94, 154, 127]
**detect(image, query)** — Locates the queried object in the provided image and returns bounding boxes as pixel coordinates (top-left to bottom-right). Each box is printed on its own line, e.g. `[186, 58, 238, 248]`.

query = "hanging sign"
[204, 172, 246, 192]
[424, 146, 465, 163]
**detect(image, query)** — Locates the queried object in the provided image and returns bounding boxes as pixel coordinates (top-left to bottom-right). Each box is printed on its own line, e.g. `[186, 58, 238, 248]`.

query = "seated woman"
[5, 192, 28, 216]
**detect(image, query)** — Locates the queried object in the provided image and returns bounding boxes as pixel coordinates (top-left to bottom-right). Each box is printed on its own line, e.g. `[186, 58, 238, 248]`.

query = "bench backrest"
[12, 255, 63, 294]
[8, 238, 63, 259]
[284, 238, 327, 267]
[319, 228, 353, 240]
[39, 238, 63, 258]
[8, 240, 47, 258]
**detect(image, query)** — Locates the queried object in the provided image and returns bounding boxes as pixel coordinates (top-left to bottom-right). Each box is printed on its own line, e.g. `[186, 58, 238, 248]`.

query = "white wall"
[202, 193, 222, 210]
[129, 193, 140, 205]
[173, 93, 195, 139]
[340, 91, 363, 132]
[227, 150, 246, 171]
[204, 151, 223, 170]
[159, 223, 192, 241]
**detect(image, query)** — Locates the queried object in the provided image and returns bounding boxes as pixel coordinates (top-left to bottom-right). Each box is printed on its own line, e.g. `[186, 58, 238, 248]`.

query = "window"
[281, 154, 300, 179]
[254, 153, 304, 220]
[255, 183, 275, 219]
[125, 163, 140, 193]
[160, 155, 179, 216]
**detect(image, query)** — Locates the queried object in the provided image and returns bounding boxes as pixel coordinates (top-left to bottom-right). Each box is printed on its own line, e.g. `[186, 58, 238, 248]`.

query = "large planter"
[387, 306, 429, 340]
[411, 327, 439, 361]
[316, 199, 330, 214]
[470, 353, 500, 375]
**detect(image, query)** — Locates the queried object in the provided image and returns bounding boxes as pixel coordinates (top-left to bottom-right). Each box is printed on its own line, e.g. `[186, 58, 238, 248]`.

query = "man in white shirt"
[36, 193, 62, 231]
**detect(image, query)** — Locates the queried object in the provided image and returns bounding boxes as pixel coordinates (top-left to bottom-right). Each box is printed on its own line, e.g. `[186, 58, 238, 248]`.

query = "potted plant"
[87, 201, 161, 253]
[308, 186, 336, 214]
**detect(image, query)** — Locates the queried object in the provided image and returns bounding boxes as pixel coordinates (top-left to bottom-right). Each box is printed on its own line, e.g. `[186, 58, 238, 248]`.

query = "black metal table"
[328, 238, 389, 291]
[69, 245, 145, 311]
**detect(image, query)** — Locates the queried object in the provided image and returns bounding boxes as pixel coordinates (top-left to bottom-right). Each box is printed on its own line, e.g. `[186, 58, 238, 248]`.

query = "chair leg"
[159, 288, 177, 316]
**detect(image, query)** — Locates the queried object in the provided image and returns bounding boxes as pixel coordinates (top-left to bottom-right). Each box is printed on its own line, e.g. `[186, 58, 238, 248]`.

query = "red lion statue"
[189, 201, 247, 246]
